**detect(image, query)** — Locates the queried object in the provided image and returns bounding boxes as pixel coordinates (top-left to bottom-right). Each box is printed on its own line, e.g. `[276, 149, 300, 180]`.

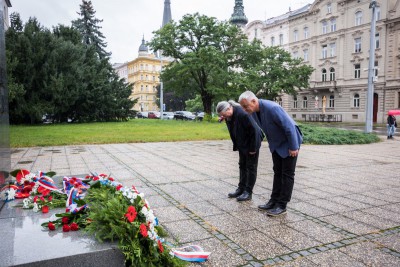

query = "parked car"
[196, 112, 205, 121]
[148, 111, 160, 119]
[161, 112, 174, 120]
[137, 112, 149, 118]
[174, 111, 196, 120]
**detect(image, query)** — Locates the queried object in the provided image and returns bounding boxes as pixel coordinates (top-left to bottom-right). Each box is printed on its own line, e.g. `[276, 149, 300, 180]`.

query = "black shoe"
[228, 188, 243, 198]
[236, 191, 252, 201]
[258, 200, 276, 210]
[265, 207, 287, 217]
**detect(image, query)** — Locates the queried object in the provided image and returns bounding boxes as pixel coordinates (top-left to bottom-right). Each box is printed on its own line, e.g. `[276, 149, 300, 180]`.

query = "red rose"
[140, 224, 148, 238]
[62, 217, 69, 224]
[48, 196, 53, 201]
[116, 184, 123, 191]
[16, 169, 30, 183]
[158, 240, 164, 253]
[33, 196, 38, 203]
[70, 222, 79, 231]
[93, 177, 99, 181]
[108, 177, 114, 181]
[42, 205, 49, 213]
[125, 206, 137, 223]
[40, 196, 45, 202]
[48, 222, 56, 231]
[62, 224, 70, 232]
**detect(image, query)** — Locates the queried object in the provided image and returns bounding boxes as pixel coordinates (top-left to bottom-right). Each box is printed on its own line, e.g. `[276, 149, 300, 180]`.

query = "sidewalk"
[8, 138, 400, 266]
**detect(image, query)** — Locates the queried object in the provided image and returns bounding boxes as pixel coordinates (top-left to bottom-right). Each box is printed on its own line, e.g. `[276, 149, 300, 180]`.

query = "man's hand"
[289, 149, 299, 157]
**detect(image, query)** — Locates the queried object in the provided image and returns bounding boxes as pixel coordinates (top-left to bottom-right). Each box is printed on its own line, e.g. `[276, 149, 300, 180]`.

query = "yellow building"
[128, 37, 169, 112]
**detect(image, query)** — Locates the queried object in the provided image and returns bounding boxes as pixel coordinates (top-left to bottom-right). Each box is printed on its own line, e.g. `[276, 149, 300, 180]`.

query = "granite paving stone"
[342, 210, 399, 230]
[227, 229, 291, 260]
[320, 214, 381, 235]
[339, 241, 400, 267]
[261, 225, 322, 251]
[373, 233, 400, 252]
[287, 220, 347, 243]
[306, 249, 367, 267]
[162, 219, 212, 243]
[6, 140, 400, 267]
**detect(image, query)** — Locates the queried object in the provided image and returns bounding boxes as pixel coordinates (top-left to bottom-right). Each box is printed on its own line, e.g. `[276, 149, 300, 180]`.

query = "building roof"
[5, 0, 11, 7]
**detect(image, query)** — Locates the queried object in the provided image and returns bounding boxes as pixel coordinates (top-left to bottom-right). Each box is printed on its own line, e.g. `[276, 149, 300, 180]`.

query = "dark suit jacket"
[252, 100, 303, 158]
[226, 106, 263, 154]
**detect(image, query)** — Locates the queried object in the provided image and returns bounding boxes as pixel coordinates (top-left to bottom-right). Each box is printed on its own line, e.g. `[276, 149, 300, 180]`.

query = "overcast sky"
[10, 0, 314, 63]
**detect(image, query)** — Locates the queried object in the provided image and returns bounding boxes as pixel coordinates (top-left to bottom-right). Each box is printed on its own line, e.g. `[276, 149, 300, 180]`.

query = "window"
[322, 20, 328, 34]
[153, 86, 156, 92]
[329, 43, 336, 57]
[293, 97, 298, 108]
[330, 18, 336, 32]
[330, 68, 335, 81]
[354, 38, 361, 53]
[140, 64, 143, 70]
[145, 75, 148, 81]
[145, 64, 148, 70]
[353, 93, 360, 107]
[304, 27, 309, 39]
[354, 64, 361, 78]
[152, 76, 155, 81]
[141, 85, 144, 92]
[327, 3, 332, 13]
[355, 11, 362, 26]
[303, 97, 308, 108]
[254, 28, 258, 39]
[271, 36, 275, 46]
[322, 69, 327, 81]
[329, 95, 335, 108]
[303, 49, 309, 61]
[375, 33, 380, 49]
[322, 45, 328, 59]
[140, 74, 144, 80]
[376, 7, 381, 21]
[293, 51, 298, 59]
[279, 34, 284, 45]
[374, 61, 378, 77]
[277, 97, 283, 106]
[294, 30, 298, 42]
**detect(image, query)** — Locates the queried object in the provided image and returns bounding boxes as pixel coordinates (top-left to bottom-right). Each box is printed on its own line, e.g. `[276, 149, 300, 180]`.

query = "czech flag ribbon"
[170, 245, 211, 262]
[37, 177, 63, 193]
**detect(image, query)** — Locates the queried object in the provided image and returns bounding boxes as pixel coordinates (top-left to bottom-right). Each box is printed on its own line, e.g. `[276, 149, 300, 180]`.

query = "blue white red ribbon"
[171, 245, 211, 262]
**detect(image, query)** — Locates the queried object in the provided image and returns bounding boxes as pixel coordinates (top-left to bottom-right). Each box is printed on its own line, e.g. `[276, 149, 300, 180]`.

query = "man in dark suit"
[217, 100, 263, 201]
[239, 91, 303, 216]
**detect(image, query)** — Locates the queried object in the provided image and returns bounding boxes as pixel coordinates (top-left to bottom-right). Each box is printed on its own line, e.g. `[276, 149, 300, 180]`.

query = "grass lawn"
[10, 119, 380, 148]
[10, 119, 230, 147]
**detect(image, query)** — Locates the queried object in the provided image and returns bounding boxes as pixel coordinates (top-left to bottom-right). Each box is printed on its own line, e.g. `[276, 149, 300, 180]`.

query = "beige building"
[127, 37, 170, 112]
[245, 0, 400, 123]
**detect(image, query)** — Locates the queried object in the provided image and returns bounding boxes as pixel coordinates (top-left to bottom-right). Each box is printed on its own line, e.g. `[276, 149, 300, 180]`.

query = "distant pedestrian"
[239, 91, 303, 216]
[216, 100, 263, 202]
[387, 115, 396, 139]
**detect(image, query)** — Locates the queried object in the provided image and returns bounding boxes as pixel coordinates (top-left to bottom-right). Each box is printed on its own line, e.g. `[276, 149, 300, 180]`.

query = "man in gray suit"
[239, 91, 303, 216]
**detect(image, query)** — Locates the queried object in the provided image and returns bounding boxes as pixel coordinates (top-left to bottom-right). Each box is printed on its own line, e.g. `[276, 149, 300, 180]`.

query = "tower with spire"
[162, 0, 172, 27]
[230, 0, 248, 27]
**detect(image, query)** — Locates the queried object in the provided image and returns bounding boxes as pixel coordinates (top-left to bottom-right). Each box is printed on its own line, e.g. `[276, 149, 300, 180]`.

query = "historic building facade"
[126, 37, 168, 112]
[245, 0, 400, 123]
[2, 0, 11, 30]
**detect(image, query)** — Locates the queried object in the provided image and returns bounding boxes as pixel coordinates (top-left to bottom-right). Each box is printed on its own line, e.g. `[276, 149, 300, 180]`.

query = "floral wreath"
[1, 170, 210, 266]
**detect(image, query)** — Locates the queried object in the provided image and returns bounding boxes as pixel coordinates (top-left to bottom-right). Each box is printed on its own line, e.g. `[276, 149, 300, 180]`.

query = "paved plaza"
[10, 137, 400, 266]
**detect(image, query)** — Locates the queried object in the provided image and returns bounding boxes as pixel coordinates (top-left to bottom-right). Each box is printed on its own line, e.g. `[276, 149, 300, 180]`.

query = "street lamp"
[157, 51, 164, 120]
[365, 0, 377, 133]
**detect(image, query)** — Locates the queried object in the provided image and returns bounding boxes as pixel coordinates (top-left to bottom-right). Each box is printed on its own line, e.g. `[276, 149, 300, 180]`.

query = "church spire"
[162, 0, 172, 27]
[230, 0, 248, 27]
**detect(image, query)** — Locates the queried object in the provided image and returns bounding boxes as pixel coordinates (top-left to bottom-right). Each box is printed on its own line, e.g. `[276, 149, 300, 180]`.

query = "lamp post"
[365, 0, 377, 133]
[157, 51, 164, 120]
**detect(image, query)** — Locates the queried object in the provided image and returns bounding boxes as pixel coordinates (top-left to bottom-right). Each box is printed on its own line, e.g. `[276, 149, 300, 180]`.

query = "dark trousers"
[271, 151, 298, 208]
[238, 151, 259, 193]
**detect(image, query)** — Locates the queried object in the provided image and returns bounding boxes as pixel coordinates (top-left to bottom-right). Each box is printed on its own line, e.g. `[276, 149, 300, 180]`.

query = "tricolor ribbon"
[171, 245, 211, 262]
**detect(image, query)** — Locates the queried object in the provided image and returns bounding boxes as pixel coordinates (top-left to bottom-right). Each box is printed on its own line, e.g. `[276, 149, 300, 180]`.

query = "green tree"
[72, 0, 111, 59]
[149, 13, 249, 114]
[237, 45, 314, 100]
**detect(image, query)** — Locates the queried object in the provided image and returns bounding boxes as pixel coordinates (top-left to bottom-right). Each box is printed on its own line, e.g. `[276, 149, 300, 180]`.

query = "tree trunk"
[201, 91, 213, 115]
